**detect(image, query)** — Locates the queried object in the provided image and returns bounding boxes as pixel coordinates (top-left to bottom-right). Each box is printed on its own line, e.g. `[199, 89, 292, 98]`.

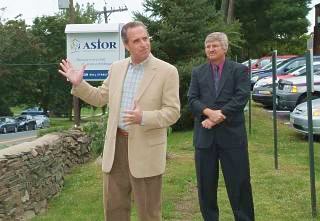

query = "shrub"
[83, 114, 108, 155]
[0, 99, 13, 116]
[172, 57, 206, 131]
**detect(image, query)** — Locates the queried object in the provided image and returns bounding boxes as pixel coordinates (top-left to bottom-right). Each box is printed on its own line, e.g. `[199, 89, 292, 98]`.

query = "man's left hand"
[123, 100, 142, 126]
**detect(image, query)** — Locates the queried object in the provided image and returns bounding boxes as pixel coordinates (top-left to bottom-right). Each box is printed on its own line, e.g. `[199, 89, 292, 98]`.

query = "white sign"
[65, 23, 125, 81]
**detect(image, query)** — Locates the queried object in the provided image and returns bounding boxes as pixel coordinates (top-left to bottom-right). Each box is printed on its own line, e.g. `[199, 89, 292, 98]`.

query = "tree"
[0, 3, 100, 117]
[234, 0, 311, 58]
[134, 0, 242, 64]
[0, 18, 39, 115]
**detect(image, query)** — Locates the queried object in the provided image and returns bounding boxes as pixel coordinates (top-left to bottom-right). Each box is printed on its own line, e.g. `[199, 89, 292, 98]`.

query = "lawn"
[32, 103, 320, 221]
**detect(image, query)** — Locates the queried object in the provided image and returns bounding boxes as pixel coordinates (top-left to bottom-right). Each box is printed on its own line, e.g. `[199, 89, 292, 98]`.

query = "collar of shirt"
[210, 58, 225, 77]
[129, 53, 152, 66]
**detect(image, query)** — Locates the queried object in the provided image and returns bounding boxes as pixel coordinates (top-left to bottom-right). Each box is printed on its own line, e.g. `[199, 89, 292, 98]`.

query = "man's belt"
[117, 128, 128, 137]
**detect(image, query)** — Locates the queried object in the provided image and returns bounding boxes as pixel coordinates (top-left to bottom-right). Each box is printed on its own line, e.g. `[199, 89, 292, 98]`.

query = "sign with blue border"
[65, 24, 125, 81]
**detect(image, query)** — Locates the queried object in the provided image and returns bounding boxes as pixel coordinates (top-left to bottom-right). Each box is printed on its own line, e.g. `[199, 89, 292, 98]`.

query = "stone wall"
[0, 130, 91, 221]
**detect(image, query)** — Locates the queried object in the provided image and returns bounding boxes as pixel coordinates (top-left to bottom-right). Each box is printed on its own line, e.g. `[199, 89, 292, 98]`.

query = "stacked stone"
[0, 129, 91, 221]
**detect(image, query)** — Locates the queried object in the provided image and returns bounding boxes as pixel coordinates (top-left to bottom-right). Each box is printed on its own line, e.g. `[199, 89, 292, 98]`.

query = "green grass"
[37, 116, 103, 137]
[81, 106, 106, 117]
[32, 103, 320, 221]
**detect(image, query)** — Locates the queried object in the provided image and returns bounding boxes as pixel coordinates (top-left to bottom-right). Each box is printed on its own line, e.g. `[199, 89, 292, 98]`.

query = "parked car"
[251, 56, 320, 89]
[21, 107, 49, 116]
[15, 115, 37, 131]
[252, 63, 320, 106]
[254, 62, 320, 89]
[276, 71, 320, 111]
[0, 117, 18, 134]
[251, 55, 297, 71]
[290, 98, 320, 134]
[33, 115, 50, 128]
[242, 59, 258, 69]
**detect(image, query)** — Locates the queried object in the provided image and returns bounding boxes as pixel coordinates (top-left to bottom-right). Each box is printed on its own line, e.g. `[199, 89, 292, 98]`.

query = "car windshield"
[292, 64, 320, 76]
[16, 116, 25, 120]
[261, 59, 285, 70]
[286, 66, 304, 74]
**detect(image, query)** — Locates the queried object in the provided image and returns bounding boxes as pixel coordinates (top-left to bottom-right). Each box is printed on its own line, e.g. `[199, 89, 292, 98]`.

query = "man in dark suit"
[187, 32, 255, 221]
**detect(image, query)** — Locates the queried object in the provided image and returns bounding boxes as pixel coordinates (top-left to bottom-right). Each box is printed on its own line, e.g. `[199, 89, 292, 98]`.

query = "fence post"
[305, 49, 317, 218]
[272, 50, 278, 170]
[248, 59, 252, 135]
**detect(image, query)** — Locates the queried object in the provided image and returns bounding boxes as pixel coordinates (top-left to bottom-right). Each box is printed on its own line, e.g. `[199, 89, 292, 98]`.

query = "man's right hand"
[203, 108, 226, 124]
[58, 59, 86, 86]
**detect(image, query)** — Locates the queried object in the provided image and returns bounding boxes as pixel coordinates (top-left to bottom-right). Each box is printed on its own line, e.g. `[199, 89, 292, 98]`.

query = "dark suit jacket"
[188, 59, 250, 149]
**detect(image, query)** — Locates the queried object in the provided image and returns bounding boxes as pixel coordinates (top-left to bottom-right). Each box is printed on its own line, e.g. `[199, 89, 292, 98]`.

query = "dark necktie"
[213, 65, 220, 92]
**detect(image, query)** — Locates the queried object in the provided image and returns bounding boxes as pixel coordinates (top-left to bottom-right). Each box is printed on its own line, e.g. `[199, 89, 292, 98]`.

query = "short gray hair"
[205, 32, 229, 51]
[121, 21, 149, 44]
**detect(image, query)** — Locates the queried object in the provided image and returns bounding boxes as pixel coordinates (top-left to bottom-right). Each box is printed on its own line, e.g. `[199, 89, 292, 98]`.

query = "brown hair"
[121, 21, 148, 44]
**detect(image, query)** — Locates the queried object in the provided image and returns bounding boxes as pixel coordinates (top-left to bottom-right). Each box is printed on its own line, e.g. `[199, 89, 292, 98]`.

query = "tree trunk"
[220, 0, 229, 22]
[227, 0, 234, 24]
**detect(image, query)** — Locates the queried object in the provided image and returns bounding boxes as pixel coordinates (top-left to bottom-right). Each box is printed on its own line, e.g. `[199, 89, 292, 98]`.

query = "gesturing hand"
[123, 100, 142, 126]
[58, 59, 86, 86]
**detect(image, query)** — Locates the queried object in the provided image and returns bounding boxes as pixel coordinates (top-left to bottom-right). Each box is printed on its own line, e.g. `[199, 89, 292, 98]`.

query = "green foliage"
[83, 114, 108, 155]
[0, 98, 13, 116]
[0, 3, 100, 117]
[37, 125, 72, 137]
[134, 0, 242, 64]
[233, 0, 311, 59]
[172, 57, 206, 131]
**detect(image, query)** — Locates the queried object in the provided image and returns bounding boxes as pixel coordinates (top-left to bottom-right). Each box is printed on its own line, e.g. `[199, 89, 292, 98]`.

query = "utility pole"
[314, 3, 320, 55]
[97, 5, 128, 23]
[69, 0, 81, 127]
[96, 3, 128, 115]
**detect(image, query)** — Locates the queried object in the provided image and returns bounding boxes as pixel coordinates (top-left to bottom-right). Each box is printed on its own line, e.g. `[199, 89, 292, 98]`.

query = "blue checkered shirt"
[118, 58, 146, 130]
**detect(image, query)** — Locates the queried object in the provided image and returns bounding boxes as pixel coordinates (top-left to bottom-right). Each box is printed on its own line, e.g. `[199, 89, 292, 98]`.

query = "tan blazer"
[71, 55, 180, 178]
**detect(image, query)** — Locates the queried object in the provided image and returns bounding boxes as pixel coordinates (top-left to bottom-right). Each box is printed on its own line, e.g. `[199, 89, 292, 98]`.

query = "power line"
[0, 63, 59, 66]
[96, 2, 128, 23]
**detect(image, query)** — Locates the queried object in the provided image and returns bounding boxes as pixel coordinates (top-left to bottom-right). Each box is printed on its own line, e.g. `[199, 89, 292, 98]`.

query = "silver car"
[290, 98, 320, 134]
[33, 115, 50, 128]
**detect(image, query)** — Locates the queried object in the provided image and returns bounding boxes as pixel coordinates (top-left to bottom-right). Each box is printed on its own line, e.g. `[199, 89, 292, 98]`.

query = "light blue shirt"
[118, 56, 149, 130]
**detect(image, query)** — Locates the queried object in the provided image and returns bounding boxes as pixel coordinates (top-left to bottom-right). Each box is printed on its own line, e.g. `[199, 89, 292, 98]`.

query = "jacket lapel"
[216, 59, 231, 97]
[134, 56, 157, 101]
[116, 58, 130, 96]
[114, 58, 130, 103]
[204, 64, 216, 98]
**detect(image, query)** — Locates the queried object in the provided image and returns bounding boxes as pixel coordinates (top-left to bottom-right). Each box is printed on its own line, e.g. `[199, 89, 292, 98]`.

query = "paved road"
[0, 130, 37, 150]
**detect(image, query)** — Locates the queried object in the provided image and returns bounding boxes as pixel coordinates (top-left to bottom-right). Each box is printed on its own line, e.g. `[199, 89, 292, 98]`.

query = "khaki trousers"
[103, 133, 162, 221]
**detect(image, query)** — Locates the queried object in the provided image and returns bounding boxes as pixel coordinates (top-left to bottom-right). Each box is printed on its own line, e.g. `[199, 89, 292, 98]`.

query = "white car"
[33, 115, 50, 128]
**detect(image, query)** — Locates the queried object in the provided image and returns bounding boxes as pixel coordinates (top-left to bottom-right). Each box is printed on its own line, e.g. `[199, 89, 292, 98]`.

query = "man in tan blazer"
[59, 21, 180, 221]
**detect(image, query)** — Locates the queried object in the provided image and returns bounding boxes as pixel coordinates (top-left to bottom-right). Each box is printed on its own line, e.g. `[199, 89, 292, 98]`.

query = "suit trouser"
[195, 143, 255, 221]
[103, 133, 162, 221]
